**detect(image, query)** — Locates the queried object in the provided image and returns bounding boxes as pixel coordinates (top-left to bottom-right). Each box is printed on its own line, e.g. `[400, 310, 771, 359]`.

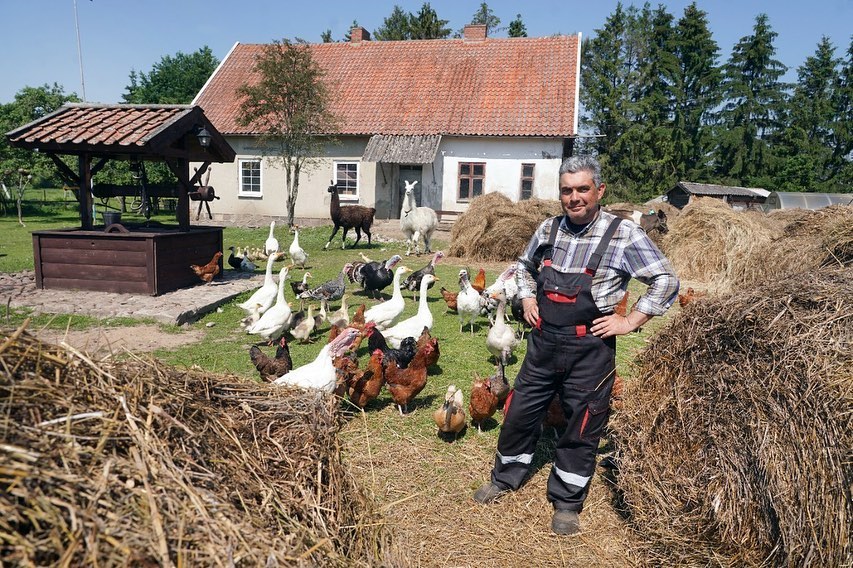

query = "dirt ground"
[33, 324, 204, 358]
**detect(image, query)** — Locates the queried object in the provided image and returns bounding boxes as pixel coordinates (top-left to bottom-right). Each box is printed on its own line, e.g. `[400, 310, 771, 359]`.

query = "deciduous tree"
[236, 40, 340, 226]
[122, 47, 218, 104]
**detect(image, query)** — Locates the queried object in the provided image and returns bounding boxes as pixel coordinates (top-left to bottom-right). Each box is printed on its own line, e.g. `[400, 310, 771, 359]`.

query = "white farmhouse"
[193, 25, 581, 224]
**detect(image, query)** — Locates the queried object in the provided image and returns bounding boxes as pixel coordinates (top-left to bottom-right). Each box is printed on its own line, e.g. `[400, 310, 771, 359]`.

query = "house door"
[398, 165, 423, 216]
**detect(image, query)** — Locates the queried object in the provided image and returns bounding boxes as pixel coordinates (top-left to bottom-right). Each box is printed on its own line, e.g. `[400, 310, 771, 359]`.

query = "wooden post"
[78, 154, 93, 230]
[177, 159, 190, 231]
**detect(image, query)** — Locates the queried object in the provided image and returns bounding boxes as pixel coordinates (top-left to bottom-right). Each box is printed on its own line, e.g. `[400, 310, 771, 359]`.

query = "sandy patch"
[35, 324, 204, 357]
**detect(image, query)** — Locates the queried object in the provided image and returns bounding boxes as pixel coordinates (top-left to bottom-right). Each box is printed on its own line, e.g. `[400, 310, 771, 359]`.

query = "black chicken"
[365, 324, 418, 369]
[403, 250, 445, 300]
[346, 255, 402, 299]
[249, 337, 293, 382]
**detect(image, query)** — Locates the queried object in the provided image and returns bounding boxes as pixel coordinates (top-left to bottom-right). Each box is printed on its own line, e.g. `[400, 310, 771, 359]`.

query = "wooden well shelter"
[6, 103, 236, 295]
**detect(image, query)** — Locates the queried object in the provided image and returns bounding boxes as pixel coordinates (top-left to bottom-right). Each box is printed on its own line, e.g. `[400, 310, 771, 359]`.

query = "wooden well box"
[32, 226, 224, 296]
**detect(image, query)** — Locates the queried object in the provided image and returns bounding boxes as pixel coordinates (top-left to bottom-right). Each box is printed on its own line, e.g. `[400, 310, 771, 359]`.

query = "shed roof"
[6, 103, 235, 163]
[672, 181, 768, 199]
[362, 134, 442, 163]
[193, 35, 580, 138]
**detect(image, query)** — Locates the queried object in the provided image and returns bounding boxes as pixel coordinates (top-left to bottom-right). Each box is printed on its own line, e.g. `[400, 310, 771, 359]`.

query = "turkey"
[403, 251, 444, 301]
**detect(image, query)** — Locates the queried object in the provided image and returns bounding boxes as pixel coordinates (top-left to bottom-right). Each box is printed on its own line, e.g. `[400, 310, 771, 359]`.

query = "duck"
[403, 251, 445, 301]
[239, 302, 263, 329]
[328, 294, 350, 328]
[227, 246, 243, 271]
[239, 254, 257, 273]
[364, 266, 412, 330]
[290, 271, 312, 298]
[289, 225, 308, 269]
[298, 264, 348, 303]
[246, 265, 292, 343]
[236, 255, 277, 315]
[273, 327, 361, 392]
[433, 384, 466, 440]
[456, 269, 482, 334]
[485, 289, 519, 365]
[382, 274, 438, 349]
[264, 220, 279, 256]
[289, 303, 316, 343]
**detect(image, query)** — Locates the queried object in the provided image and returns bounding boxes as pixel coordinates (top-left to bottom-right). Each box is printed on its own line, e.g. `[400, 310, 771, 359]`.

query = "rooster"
[433, 384, 466, 440]
[249, 337, 292, 382]
[469, 373, 498, 433]
[190, 251, 222, 284]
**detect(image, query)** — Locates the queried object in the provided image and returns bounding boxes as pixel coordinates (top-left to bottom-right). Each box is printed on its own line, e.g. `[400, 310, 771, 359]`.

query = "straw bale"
[734, 205, 853, 288]
[659, 197, 777, 291]
[448, 193, 561, 262]
[610, 267, 852, 567]
[0, 324, 406, 567]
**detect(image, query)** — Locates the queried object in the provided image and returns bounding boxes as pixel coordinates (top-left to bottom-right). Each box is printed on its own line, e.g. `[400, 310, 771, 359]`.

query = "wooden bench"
[435, 209, 461, 231]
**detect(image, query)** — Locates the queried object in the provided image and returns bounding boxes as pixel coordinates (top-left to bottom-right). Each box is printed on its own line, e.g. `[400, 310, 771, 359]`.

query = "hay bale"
[734, 205, 853, 288]
[611, 267, 852, 566]
[448, 193, 561, 262]
[0, 325, 405, 567]
[659, 197, 777, 291]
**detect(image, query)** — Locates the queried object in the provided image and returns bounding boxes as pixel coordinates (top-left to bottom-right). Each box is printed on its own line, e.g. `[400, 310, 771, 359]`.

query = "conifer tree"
[508, 14, 527, 38]
[374, 5, 412, 40]
[408, 3, 451, 39]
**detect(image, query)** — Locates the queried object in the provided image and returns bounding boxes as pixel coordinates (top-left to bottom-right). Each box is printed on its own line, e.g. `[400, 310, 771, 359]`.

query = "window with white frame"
[520, 163, 535, 200]
[458, 162, 485, 201]
[239, 159, 261, 196]
[333, 161, 359, 198]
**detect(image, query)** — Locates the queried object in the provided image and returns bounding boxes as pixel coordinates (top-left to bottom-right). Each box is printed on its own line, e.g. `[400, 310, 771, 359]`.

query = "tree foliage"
[470, 2, 502, 36]
[374, 5, 411, 41]
[236, 39, 340, 226]
[508, 14, 527, 38]
[408, 3, 451, 40]
[122, 47, 218, 104]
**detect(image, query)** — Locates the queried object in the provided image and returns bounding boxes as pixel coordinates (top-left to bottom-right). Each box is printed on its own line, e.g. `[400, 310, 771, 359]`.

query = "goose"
[456, 269, 482, 334]
[273, 327, 360, 392]
[289, 225, 308, 269]
[485, 289, 519, 365]
[382, 274, 438, 349]
[364, 266, 411, 330]
[236, 255, 277, 315]
[264, 220, 279, 256]
[246, 265, 292, 342]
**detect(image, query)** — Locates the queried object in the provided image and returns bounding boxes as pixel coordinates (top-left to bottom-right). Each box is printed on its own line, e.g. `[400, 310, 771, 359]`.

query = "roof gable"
[194, 36, 580, 138]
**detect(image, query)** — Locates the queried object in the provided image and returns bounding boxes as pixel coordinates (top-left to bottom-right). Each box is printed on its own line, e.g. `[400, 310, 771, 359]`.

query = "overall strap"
[585, 217, 622, 275]
[542, 216, 563, 261]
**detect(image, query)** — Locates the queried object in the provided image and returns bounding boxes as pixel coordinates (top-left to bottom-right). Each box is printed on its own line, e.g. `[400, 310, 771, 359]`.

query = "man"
[473, 155, 679, 535]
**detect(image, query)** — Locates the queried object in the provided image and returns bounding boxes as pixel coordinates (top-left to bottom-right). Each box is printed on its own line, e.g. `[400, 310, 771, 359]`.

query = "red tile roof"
[194, 35, 580, 138]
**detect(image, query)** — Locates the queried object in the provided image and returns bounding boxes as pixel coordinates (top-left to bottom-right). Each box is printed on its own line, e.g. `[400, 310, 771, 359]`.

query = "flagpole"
[73, 0, 87, 101]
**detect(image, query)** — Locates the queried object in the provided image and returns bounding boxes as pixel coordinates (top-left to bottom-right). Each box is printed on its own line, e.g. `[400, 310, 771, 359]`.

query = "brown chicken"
[332, 354, 359, 397]
[346, 349, 386, 408]
[614, 291, 629, 317]
[678, 287, 707, 308]
[471, 268, 487, 294]
[190, 251, 222, 284]
[415, 326, 440, 369]
[469, 373, 498, 433]
[385, 338, 435, 415]
[433, 384, 466, 440]
[611, 372, 624, 411]
[543, 394, 567, 434]
[439, 286, 458, 313]
[488, 361, 510, 408]
[351, 303, 367, 327]
[249, 337, 292, 382]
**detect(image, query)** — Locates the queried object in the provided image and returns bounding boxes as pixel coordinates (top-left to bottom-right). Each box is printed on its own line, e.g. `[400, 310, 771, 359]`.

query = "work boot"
[473, 482, 506, 504]
[551, 509, 580, 535]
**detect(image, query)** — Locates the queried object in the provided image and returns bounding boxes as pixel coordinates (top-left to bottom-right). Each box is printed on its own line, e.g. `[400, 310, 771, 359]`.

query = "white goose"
[264, 220, 279, 256]
[485, 289, 519, 365]
[456, 269, 482, 334]
[237, 255, 277, 315]
[273, 327, 360, 392]
[364, 266, 412, 330]
[289, 225, 308, 269]
[382, 274, 437, 348]
[246, 265, 292, 342]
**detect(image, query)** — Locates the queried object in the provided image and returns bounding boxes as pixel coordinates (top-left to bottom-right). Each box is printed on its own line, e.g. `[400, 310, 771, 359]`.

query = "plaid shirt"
[516, 209, 679, 316]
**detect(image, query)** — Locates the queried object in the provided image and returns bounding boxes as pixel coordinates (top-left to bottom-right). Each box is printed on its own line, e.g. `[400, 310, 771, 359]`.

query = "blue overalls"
[490, 216, 622, 511]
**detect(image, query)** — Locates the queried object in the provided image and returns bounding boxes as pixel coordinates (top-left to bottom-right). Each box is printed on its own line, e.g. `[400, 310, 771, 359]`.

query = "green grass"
[2, 199, 677, 444]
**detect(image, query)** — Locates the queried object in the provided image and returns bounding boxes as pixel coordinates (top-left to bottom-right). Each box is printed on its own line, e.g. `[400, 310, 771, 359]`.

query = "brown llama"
[324, 182, 376, 250]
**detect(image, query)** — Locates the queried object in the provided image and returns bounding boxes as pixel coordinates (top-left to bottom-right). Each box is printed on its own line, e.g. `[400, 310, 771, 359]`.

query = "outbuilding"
[763, 191, 853, 211]
[665, 181, 768, 210]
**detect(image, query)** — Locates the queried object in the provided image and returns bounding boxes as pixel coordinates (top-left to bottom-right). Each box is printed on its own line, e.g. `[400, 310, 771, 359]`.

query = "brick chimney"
[463, 24, 487, 41]
[350, 26, 370, 43]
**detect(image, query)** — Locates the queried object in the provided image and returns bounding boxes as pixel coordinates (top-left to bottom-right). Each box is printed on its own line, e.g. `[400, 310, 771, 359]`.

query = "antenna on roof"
[73, 0, 87, 101]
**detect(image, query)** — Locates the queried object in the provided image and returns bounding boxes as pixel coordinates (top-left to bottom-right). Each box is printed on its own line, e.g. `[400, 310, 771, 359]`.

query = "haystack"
[733, 205, 853, 287]
[610, 267, 852, 566]
[659, 197, 777, 291]
[0, 323, 406, 567]
[448, 193, 561, 261]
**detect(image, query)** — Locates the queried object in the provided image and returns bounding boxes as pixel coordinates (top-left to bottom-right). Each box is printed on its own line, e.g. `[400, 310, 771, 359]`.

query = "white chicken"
[456, 269, 482, 334]
[246, 265, 292, 342]
[236, 255, 277, 315]
[364, 266, 412, 331]
[273, 327, 360, 392]
[289, 225, 308, 269]
[264, 220, 279, 256]
[486, 289, 519, 365]
[382, 274, 438, 349]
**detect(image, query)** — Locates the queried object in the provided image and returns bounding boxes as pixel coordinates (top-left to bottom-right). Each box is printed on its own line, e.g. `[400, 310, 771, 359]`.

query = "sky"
[1, 0, 850, 106]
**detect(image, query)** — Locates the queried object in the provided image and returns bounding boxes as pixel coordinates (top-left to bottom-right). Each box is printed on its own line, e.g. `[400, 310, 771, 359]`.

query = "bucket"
[102, 211, 122, 225]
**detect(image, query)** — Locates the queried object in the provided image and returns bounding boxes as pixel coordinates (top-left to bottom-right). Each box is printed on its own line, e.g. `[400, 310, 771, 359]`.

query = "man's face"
[559, 170, 605, 225]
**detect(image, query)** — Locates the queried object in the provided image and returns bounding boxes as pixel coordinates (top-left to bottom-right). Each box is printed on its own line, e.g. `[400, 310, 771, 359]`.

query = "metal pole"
[73, 0, 87, 101]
